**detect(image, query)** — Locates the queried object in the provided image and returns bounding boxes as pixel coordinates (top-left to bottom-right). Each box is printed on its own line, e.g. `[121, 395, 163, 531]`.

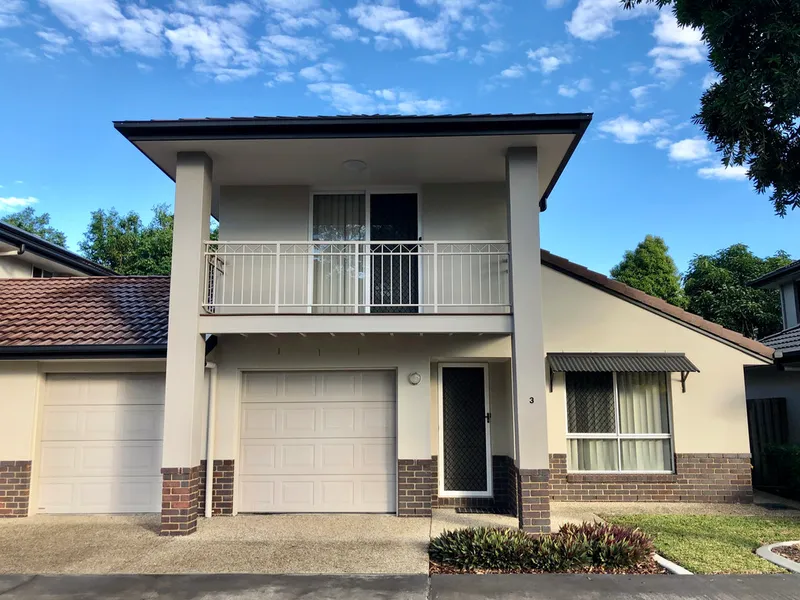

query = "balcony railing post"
[274, 242, 281, 314]
[353, 243, 359, 314]
[433, 241, 439, 314]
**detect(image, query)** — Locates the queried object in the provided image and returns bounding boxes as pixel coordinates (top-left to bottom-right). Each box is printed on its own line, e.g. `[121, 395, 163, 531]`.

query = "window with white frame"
[565, 371, 673, 473]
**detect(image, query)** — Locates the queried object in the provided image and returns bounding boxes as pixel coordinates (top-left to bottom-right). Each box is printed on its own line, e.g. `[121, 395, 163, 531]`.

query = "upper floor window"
[565, 371, 673, 473]
[32, 267, 56, 278]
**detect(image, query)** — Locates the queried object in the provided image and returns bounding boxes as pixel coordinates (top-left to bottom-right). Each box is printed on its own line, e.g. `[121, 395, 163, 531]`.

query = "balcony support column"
[161, 152, 213, 535]
[506, 147, 550, 534]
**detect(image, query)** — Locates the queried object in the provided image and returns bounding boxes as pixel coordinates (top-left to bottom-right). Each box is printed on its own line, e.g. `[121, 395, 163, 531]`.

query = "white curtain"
[568, 439, 618, 471]
[618, 372, 671, 471]
[312, 194, 366, 314]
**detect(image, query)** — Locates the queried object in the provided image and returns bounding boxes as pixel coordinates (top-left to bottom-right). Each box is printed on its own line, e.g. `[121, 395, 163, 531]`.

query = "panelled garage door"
[239, 370, 396, 513]
[37, 373, 165, 514]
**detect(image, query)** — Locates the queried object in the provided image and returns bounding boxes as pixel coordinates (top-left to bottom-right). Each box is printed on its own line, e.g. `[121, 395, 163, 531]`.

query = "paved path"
[2, 574, 799, 599]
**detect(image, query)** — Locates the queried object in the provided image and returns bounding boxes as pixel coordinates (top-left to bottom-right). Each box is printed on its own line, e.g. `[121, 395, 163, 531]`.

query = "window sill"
[565, 473, 677, 483]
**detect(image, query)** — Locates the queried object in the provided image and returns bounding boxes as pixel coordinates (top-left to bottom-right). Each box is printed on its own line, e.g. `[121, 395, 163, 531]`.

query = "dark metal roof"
[0, 222, 116, 276]
[761, 325, 800, 355]
[113, 112, 592, 211]
[749, 260, 800, 289]
[547, 353, 700, 373]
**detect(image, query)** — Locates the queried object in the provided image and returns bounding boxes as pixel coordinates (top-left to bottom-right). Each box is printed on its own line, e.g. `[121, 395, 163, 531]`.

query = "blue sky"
[0, 0, 797, 275]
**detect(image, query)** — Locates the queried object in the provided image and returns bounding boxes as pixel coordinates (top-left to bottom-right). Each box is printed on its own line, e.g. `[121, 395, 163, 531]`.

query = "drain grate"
[455, 507, 515, 515]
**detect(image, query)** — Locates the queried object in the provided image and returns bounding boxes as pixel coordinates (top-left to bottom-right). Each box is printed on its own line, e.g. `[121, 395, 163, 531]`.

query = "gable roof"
[0, 276, 168, 358]
[0, 222, 116, 276]
[0, 251, 776, 361]
[541, 250, 774, 361]
[749, 259, 800, 289]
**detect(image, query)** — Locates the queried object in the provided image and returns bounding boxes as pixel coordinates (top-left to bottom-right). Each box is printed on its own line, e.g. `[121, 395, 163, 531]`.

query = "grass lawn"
[602, 514, 800, 574]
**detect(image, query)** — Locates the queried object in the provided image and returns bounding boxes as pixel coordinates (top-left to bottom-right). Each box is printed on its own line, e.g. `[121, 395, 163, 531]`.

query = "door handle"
[486, 412, 492, 423]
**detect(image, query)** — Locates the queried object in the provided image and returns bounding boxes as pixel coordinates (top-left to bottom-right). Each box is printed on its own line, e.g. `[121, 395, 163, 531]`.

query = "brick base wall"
[549, 453, 753, 503]
[517, 468, 550, 535]
[397, 459, 433, 516]
[198, 459, 235, 516]
[161, 466, 201, 536]
[0, 461, 31, 518]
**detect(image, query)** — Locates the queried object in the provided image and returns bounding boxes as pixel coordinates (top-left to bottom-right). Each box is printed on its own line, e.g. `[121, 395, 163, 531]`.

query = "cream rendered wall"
[212, 334, 511, 462]
[542, 266, 769, 455]
[0, 256, 32, 278]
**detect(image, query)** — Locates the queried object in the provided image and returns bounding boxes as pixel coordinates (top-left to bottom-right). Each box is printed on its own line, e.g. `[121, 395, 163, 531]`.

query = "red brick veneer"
[198, 459, 235, 516]
[161, 466, 201, 536]
[0, 461, 31, 518]
[549, 453, 753, 503]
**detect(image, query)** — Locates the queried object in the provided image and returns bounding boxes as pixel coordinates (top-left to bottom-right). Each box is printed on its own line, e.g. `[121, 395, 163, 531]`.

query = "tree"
[623, 0, 800, 215]
[80, 204, 174, 275]
[1, 207, 67, 247]
[611, 235, 687, 308]
[683, 244, 793, 339]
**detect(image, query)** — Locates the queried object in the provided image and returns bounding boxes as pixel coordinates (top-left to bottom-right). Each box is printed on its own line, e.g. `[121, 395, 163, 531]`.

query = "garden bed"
[773, 543, 800, 563]
[603, 514, 800, 574]
[428, 522, 665, 575]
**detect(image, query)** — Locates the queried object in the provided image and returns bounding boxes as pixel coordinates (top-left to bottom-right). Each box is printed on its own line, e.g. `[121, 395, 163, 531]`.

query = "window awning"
[547, 353, 699, 393]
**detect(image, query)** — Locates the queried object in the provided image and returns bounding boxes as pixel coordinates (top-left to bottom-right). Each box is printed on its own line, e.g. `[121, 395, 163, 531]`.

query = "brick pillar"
[161, 466, 201, 536]
[199, 459, 235, 516]
[0, 461, 31, 518]
[397, 459, 433, 516]
[517, 468, 550, 535]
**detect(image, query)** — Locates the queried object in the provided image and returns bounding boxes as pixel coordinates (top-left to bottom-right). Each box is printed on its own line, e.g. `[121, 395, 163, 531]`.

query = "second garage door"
[239, 370, 396, 513]
[37, 373, 165, 514]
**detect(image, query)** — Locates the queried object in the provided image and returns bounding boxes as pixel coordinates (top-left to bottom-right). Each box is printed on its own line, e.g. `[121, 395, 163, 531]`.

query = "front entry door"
[439, 364, 492, 497]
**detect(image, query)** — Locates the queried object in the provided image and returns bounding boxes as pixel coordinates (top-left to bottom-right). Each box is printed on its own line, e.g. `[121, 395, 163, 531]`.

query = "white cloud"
[630, 83, 658, 108]
[697, 164, 748, 181]
[481, 39, 505, 53]
[266, 70, 294, 86]
[37, 28, 73, 55]
[298, 61, 340, 81]
[136, 61, 152, 72]
[566, 0, 652, 41]
[668, 138, 711, 162]
[329, 23, 357, 40]
[415, 46, 467, 63]
[258, 34, 325, 67]
[0, 0, 25, 28]
[649, 12, 705, 79]
[598, 115, 668, 144]
[0, 38, 37, 61]
[500, 64, 525, 79]
[307, 82, 446, 115]
[654, 137, 671, 150]
[545, 0, 568, 8]
[348, 3, 449, 51]
[527, 45, 571, 74]
[0, 196, 38, 211]
[702, 72, 720, 90]
[558, 77, 591, 97]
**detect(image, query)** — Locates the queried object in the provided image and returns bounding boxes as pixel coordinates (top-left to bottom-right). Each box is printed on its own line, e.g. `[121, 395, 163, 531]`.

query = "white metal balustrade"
[203, 240, 510, 314]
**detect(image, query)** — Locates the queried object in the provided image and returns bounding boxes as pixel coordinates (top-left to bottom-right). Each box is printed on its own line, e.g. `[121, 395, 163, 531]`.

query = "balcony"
[203, 240, 510, 318]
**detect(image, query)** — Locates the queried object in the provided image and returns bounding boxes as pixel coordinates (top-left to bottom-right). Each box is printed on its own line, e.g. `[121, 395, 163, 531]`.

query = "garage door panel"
[41, 406, 163, 441]
[40, 441, 162, 477]
[38, 477, 161, 514]
[241, 371, 395, 404]
[38, 373, 165, 514]
[238, 475, 396, 513]
[239, 439, 395, 475]
[241, 402, 395, 439]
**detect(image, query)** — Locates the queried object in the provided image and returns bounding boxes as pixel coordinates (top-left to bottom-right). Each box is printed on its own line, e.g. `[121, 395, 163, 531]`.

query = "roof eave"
[0, 344, 167, 360]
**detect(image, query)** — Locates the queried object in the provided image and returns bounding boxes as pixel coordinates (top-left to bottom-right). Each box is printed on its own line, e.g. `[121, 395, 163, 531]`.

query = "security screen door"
[439, 364, 492, 496]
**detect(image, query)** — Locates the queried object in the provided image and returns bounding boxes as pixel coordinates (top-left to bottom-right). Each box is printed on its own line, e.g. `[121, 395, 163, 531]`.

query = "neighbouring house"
[745, 261, 800, 483]
[0, 221, 115, 278]
[0, 114, 774, 535]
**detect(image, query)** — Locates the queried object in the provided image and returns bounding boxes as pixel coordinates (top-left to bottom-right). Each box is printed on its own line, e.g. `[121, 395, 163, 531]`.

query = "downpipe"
[204, 361, 218, 519]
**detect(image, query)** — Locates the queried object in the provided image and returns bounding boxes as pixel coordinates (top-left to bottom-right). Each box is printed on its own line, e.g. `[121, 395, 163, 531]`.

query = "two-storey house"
[0, 114, 773, 536]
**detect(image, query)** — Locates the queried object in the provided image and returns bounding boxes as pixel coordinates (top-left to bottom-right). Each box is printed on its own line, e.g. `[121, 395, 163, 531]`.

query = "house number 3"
[529, 397, 535, 404]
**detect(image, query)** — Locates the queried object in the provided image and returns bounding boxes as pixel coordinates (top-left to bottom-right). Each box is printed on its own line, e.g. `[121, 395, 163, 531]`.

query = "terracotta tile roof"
[0, 276, 169, 348]
[541, 250, 775, 361]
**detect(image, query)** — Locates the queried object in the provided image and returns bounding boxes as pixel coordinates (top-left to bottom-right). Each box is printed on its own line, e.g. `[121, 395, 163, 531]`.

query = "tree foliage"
[683, 244, 793, 339]
[79, 204, 175, 275]
[624, 0, 800, 215]
[1, 207, 67, 247]
[611, 235, 687, 308]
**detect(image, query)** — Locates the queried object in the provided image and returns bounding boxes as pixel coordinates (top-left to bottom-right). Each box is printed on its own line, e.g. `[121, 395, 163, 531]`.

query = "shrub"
[429, 527, 538, 572]
[764, 445, 800, 500]
[429, 522, 655, 573]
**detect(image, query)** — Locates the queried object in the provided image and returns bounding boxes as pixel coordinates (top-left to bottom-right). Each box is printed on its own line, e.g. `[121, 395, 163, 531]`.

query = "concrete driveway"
[0, 510, 516, 575]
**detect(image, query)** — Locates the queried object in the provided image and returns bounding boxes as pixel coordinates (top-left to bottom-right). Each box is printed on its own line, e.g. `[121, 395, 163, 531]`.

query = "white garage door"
[37, 373, 165, 514]
[239, 370, 396, 513]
